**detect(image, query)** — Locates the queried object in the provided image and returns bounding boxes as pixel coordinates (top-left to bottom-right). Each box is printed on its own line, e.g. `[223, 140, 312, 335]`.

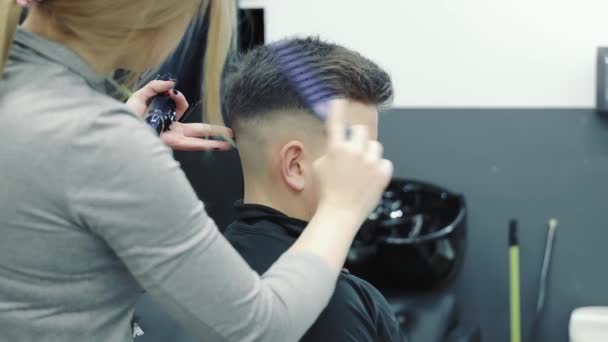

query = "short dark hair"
[222, 37, 393, 129]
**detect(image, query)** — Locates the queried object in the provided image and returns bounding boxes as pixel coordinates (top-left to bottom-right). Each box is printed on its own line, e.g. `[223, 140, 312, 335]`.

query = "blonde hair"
[0, 1, 21, 69]
[0, 0, 236, 126]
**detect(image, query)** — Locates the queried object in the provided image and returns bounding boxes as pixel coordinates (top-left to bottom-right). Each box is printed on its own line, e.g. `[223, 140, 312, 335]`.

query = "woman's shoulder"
[9, 68, 168, 171]
[3, 65, 155, 162]
[7, 69, 137, 130]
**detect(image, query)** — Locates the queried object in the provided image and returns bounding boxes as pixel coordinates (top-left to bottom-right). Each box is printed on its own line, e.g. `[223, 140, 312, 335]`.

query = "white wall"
[241, 0, 608, 108]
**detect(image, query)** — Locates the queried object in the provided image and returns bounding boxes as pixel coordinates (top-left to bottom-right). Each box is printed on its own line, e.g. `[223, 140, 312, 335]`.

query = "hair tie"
[16, 0, 41, 8]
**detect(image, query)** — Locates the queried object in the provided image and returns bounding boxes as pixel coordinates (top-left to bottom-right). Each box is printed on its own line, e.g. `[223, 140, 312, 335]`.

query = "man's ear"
[279, 140, 306, 192]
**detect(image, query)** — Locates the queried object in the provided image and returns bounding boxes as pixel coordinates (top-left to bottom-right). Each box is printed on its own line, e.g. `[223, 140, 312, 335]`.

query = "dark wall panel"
[380, 109, 608, 342]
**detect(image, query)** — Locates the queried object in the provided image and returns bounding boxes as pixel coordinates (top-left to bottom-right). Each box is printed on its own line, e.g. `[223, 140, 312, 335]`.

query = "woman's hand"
[313, 99, 393, 226]
[127, 80, 233, 151]
[290, 99, 393, 271]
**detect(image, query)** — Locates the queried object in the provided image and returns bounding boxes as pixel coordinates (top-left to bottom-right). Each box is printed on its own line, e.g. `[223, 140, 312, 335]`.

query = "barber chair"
[347, 178, 479, 342]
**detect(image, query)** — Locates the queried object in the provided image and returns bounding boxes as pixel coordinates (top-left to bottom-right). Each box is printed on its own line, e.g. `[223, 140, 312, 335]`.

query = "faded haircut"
[222, 37, 393, 133]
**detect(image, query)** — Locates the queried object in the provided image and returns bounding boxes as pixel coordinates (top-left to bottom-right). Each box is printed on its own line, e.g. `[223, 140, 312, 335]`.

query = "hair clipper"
[145, 95, 177, 135]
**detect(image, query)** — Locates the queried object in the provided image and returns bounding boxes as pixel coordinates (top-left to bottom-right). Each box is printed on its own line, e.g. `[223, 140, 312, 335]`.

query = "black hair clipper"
[145, 95, 177, 135]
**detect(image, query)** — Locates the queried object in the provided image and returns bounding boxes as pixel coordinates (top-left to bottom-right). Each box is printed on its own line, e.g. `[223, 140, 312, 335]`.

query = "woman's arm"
[67, 109, 328, 341]
[68, 103, 390, 341]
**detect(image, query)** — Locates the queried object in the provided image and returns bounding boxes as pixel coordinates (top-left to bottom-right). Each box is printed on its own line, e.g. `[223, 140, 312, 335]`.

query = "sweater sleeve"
[68, 109, 338, 341]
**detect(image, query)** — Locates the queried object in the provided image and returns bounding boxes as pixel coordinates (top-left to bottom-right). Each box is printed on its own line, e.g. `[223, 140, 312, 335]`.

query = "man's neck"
[243, 180, 310, 222]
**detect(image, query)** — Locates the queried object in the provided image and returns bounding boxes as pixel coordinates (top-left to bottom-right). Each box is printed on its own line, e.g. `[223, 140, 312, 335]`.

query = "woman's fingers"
[162, 136, 232, 152]
[126, 79, 190, 120]
[349, 125, 369, 151]
[126, 80, 175, 117]
[325, 99, 348, 147]
[168, 89, 189, 120]
[181, 123, 233, 138]
[129, 80, 174, 104]
[366, 140, 383, 159]
[160, 122, 234, 152]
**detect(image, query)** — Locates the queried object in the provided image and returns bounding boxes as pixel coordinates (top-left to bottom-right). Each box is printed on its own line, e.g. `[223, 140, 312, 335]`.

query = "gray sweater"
[0, 29, 336, 342]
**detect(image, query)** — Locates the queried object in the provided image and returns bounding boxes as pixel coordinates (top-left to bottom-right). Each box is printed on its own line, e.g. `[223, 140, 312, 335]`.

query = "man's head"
[223, 37, 393, 221]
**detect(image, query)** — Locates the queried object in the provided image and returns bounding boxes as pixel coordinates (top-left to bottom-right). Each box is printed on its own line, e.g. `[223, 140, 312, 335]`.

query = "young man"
[222, 37, 406, 341]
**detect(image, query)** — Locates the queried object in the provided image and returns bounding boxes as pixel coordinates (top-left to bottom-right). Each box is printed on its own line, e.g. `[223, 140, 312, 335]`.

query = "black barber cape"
[224, 202, 407, 342]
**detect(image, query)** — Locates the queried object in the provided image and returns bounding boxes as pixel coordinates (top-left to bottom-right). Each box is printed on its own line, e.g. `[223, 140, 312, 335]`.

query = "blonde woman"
[0, 1, 393, 341]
